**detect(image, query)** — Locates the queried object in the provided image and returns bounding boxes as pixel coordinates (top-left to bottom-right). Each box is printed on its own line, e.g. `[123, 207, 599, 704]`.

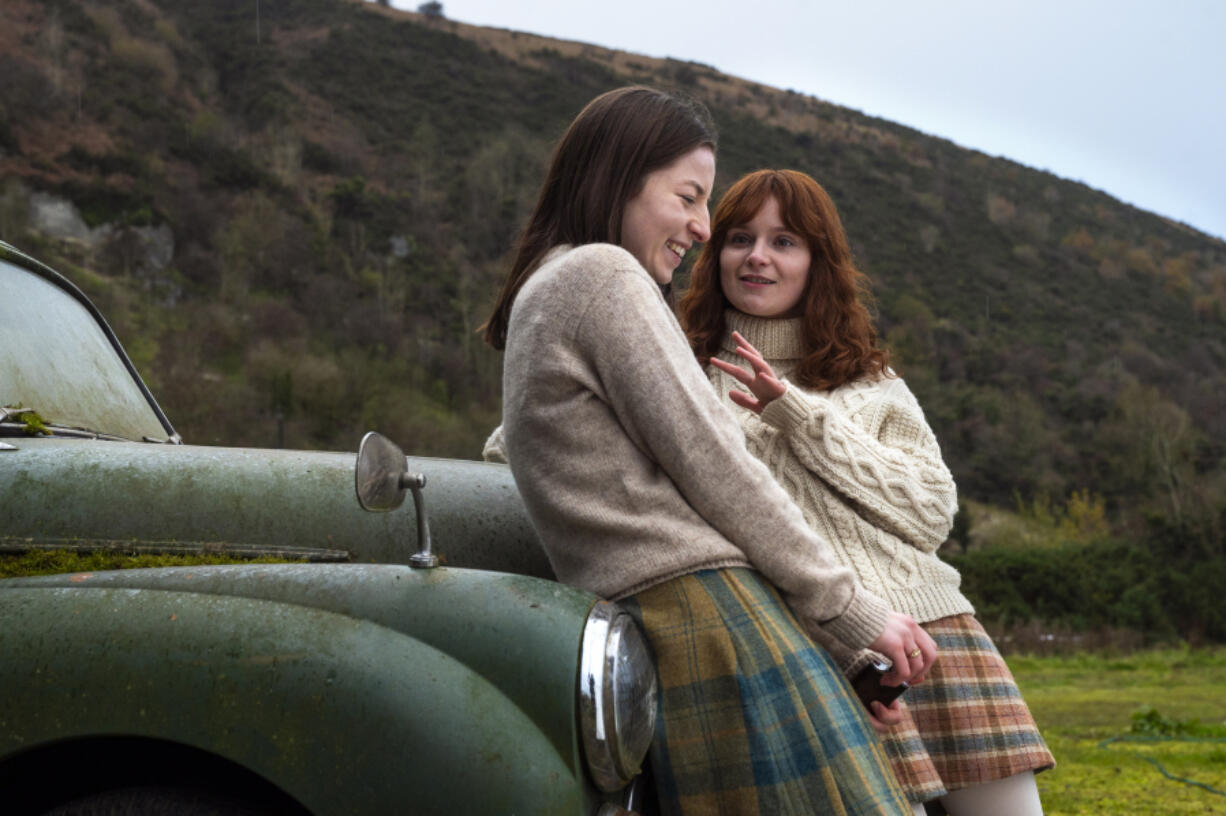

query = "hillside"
[2, 0, 1224, 545]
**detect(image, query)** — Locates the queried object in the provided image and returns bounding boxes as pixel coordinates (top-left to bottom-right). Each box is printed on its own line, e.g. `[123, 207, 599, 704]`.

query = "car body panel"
[0, 565, 592, 814]
[0, 437, 553, 578]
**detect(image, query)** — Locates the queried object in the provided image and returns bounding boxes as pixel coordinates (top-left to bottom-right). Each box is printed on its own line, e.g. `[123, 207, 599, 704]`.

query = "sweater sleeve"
[482, 424, 508, 464]
[758, 376, 958, 553]
[574, 255, 890, 649]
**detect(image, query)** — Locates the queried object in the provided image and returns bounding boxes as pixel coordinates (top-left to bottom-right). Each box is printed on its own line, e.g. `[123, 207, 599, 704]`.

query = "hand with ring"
[869, 612, 938, 686]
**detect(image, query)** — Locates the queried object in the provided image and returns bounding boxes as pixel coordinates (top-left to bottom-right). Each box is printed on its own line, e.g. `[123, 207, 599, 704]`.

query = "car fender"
[0, 565, 597, 815]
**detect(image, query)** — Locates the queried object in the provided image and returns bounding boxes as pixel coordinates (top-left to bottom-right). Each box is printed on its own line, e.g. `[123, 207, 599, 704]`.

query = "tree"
[1095, 382, 1199, 523]
[417, 2, 444, 17]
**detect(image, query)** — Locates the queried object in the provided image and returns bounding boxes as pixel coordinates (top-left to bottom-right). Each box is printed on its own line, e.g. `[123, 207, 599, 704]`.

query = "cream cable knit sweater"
[495, 244, 892, 650]
[710, 309, 972, 626]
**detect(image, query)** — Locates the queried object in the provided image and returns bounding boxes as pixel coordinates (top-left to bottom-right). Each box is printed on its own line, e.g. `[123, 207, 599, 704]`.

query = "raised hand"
[707, 331, 787, 414]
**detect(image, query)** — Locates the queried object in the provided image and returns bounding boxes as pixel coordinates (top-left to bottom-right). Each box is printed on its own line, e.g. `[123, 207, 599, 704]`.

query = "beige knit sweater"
[710, 309, 972, 626]
[496, 244, 891, 650]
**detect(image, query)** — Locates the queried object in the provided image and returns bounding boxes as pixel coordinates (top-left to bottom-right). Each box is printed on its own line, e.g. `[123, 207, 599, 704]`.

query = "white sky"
[393, 0, 1226, 242]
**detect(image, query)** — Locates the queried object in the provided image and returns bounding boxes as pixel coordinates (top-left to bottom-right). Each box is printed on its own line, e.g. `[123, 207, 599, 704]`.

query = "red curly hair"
[679, 169, 890, 390]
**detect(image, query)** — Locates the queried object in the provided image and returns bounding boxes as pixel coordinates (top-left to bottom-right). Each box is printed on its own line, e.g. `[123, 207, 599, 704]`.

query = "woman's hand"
[868, 612, 937, 686]
[707, 331, 787, 414]
[865, 699, 905, 733]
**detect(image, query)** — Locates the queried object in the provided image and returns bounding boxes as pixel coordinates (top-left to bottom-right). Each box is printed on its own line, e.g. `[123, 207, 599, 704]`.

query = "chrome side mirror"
[355, 431, 436, 568]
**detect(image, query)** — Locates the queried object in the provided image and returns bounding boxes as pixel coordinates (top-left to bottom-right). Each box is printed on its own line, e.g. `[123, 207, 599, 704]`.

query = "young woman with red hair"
[680, 169, 1054, 816]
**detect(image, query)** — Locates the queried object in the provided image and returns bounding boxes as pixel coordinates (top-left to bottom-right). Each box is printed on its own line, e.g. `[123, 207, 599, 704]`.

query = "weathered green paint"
[0, 563, 596, 814]
[0, 437, 553, 578]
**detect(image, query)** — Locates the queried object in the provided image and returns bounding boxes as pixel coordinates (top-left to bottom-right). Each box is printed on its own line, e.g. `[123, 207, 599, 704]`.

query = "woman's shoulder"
[840, 368, 908, 395]
[548, 243, 642, 276]
[555, 243, 664, 301]
[873, 371, 923, 407]
[838, 372, 936, 441]
[826, 370, 913, 413]
[520, 243, 653, 309]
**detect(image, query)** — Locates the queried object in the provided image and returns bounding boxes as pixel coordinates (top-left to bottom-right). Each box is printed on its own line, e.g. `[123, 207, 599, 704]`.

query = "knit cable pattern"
[712, 310, 972, 624]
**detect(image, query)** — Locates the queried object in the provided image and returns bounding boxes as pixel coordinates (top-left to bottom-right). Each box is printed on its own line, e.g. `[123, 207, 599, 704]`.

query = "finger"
[727, 390, 764, 415]
[730, 331, 762, 356]
[893, 619, 936, 684]
[731, 331, 769, 364]
[732, 344, 779, 382]
[865, 704, 890, 734]
[874, 700, 904, 725]
[736, 351, 778, 386]
[729, 332, 763, 357]
[881, 656, 909, 686]
[914, 626, 938, 677]
[734, 343, 765, 366]
[733, 344, 769, 371]
[905, 642, 926, 674]
[869, 701, 903, 728]
[708, 356, 754, 385]
[886, 647, 923, 685]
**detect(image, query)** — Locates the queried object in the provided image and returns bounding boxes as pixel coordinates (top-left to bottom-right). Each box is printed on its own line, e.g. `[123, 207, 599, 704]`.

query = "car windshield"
[0, 255, 172, 442]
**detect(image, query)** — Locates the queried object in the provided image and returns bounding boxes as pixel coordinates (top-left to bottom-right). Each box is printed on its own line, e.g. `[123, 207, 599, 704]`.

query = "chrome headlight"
[578, 600, 658, 792]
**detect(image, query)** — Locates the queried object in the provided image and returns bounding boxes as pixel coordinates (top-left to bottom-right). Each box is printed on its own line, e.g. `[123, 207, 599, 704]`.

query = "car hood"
[0, 437, 552, 578]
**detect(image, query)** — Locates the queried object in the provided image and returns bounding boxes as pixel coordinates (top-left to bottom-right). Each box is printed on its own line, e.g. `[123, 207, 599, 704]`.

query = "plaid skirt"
[881, 614, 1056, 803]
[622, 568, 911, 816]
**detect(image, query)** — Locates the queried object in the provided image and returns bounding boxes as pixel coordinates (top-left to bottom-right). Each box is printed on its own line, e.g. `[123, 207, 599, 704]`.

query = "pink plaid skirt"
[879, 614, 1055, 803]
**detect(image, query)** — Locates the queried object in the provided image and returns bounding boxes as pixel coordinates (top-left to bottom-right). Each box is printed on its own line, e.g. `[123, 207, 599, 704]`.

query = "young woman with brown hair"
[482, 88, 933, 815]
[680, 168, 1054, 815]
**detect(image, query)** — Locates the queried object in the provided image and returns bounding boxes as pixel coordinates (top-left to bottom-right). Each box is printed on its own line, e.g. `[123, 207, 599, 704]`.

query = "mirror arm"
[403, 473, 437, 568]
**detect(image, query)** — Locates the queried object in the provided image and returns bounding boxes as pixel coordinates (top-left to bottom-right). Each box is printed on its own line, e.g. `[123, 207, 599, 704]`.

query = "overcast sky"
[392, 0, 1226, 242]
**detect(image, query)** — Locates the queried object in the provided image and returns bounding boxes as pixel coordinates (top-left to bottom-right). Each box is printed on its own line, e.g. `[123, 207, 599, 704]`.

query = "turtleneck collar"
[722, 309, 806, 360]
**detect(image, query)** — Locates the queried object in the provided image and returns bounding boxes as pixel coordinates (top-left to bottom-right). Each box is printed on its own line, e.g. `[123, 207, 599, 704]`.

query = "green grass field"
[1008, 648, 1226, 814]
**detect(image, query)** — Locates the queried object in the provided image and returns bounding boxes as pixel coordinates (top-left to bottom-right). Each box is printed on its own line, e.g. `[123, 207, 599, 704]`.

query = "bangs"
[712, 171, 821, 247]
[712, 174, 775, 234]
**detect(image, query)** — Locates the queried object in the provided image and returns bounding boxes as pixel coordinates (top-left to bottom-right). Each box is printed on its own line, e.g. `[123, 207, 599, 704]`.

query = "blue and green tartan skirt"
[621, 568, 910, 816]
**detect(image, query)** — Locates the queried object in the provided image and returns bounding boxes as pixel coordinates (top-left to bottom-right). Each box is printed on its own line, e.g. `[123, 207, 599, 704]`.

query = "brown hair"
[679, 169, 890, 390]
[482, 86, 716, 349]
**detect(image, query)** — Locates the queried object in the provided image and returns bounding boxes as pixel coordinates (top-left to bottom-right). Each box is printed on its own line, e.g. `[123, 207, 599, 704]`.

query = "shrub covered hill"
[3, 0, 1224, 636]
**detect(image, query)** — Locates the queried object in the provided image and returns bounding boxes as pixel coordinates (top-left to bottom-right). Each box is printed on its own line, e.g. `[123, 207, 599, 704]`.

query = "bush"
[949, 517, 1226, 643]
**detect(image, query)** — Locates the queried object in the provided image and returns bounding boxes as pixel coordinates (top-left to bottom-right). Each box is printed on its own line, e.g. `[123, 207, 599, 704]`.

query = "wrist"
[760, 380, 813, 432]
[822, 588, 890, 650]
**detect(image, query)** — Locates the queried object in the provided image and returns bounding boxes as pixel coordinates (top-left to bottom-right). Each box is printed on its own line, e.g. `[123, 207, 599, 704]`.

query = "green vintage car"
[0, 240, 657, 815]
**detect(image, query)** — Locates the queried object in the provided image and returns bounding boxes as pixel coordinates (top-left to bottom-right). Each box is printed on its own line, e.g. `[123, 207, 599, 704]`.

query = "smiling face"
[620, 146, 716, 284]
[718, 197, 812, 318]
